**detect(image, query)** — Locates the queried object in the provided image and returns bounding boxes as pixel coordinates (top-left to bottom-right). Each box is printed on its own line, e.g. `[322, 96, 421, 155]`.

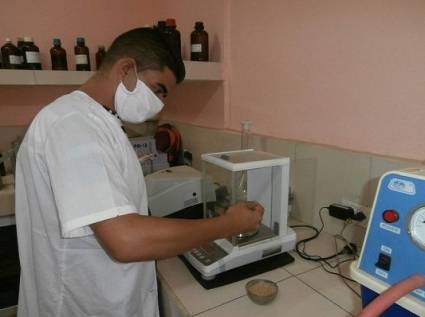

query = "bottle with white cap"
[1, 38, 22, 69]
[22, 36, 42, 70]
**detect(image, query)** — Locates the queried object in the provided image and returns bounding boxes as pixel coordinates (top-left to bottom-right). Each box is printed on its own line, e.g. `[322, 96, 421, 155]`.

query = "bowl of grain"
[245, 279, 278, 305]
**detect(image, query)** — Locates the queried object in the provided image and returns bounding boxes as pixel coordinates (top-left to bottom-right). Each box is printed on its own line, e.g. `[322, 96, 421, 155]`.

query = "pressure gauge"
[408, 207, 425, 250]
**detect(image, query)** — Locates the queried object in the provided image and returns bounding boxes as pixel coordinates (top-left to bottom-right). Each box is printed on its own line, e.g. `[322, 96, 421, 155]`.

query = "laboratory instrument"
[145, 165, 206, 218]
[351, 168, 425, 316]
[184, 149, 296, 282]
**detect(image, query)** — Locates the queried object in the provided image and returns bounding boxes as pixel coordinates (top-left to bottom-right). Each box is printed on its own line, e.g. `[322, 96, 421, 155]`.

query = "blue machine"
[351, 168, 425, 316]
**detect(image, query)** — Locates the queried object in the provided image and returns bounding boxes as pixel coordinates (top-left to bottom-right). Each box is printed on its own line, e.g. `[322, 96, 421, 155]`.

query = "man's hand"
[224, 201, 264, 236]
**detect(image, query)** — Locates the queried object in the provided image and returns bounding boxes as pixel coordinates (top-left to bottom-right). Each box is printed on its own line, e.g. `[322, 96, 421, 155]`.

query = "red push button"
[383, 209, 399, 223]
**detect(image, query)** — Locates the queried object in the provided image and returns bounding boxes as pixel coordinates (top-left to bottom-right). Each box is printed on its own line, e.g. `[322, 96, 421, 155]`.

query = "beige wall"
[228, 0, 425, 161]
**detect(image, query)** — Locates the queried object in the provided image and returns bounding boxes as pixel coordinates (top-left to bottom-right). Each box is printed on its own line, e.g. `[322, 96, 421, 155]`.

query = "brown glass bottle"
[50, 38, 68, 70]
[191, 22, 209, 61]
[16, 37, 25, 67]
[1, 38, 22, 69]
[95, 46, 106, 70]
[165, 18, 182, 59]
[74, 37, 90, 71]
[22, 37, 42, 70]
[156, 20, 166, 33]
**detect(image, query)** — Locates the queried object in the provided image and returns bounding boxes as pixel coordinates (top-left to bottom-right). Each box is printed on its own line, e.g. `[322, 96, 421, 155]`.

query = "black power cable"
[290, 206, 361, 298]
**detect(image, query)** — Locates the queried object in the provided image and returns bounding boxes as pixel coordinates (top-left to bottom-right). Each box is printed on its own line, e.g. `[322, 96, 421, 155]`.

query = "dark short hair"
[101, 27, 185, 83]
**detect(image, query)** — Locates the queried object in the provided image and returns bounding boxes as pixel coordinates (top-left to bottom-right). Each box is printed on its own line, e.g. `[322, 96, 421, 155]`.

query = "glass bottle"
[191, 21, 209, 61]
[164, 18, 182, 59]
[50, 38, 68, 70]
[74, 37, 91, 71]
[95, 45, 106, 70]
[16, 37, 25, 67]
[156, 20, 166, 33]
[22, 36, 42, 70]
[1, 38, 22, 69]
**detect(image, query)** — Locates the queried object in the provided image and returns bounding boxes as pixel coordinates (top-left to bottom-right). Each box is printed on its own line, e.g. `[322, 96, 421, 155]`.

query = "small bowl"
[245, 279, 278, 305]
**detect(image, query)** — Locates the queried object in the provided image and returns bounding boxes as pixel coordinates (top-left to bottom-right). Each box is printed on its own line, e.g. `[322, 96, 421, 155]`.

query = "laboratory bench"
[157, 221, 363, 317]
[0, 217, 363, 317]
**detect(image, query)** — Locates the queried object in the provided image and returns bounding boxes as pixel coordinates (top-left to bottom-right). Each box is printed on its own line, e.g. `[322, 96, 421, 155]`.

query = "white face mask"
[114, 67, 164, 123]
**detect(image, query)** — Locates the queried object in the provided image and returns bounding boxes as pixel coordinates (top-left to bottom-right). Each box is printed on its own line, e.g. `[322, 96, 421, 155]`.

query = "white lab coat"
[15, 91, 159, 317]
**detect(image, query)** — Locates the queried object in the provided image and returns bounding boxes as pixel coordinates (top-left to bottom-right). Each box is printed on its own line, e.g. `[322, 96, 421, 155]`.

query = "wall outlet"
[341, 198, 371, 227]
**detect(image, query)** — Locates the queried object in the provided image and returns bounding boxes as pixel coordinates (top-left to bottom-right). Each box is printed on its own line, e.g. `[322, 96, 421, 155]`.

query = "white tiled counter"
[157, 225, 363, 317]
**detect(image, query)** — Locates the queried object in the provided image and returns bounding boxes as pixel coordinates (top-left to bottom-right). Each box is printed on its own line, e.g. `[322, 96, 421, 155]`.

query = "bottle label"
[75, 54, 89, 65]
[191, 44, 202, 53]
[9, 55, 21, 65]
[26, 51, 41, 64]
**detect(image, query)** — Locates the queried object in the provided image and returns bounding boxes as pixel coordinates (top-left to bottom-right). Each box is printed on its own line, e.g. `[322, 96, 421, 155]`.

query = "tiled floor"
[158, 220, 364, 317]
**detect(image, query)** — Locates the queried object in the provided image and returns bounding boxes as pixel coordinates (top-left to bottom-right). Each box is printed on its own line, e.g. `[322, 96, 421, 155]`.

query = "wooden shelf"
[0, 61, 223, 85]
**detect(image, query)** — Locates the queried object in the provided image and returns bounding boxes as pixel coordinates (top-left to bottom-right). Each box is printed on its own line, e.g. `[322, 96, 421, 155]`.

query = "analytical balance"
[183, 150, 296, 282]
[351, 168, 425, 316]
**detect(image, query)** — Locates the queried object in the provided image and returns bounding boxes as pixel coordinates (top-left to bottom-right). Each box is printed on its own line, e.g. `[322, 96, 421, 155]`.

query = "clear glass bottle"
[191, 21, 209, 61]
[1, 38, 22, 69]
[22, 36, 42, 70]
[74, 37, 91, 71]
[50, 38, 68, 70]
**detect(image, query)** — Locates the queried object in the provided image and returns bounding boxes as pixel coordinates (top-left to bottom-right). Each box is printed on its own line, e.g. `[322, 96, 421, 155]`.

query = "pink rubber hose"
[358, 274, 425, 317]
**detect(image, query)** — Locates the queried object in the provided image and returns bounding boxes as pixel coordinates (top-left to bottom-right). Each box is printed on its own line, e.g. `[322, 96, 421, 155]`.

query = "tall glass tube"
[240, 120, 252, 150]
[236, 121, 252, 203]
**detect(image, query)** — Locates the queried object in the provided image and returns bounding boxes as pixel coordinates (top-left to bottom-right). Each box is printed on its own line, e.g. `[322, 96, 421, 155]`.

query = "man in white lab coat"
[15, 28, 263, 317]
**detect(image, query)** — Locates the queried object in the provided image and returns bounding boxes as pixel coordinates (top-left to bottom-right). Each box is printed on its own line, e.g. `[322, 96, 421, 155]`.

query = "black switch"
[375, 253, 391, 271]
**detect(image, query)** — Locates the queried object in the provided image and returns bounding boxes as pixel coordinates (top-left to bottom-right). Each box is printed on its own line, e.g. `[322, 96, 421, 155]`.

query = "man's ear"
[114, 58, 136, 80]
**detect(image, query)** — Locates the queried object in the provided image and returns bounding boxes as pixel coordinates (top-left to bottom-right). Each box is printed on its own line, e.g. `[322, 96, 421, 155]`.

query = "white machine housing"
[184, 149, 296, 279]
[351, 168, 425, 316]
[145, 166, 203, 217]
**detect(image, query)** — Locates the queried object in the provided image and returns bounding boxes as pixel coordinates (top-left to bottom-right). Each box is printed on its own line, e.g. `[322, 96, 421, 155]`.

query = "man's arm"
[90, 201, 264, 263]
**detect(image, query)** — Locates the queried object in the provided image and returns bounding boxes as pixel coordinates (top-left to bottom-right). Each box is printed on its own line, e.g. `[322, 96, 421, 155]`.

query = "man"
[15, 28, 263, 317]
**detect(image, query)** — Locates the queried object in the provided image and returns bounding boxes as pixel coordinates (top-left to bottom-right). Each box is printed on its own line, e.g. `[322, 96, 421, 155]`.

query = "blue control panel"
[359, 172, 425, 303]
